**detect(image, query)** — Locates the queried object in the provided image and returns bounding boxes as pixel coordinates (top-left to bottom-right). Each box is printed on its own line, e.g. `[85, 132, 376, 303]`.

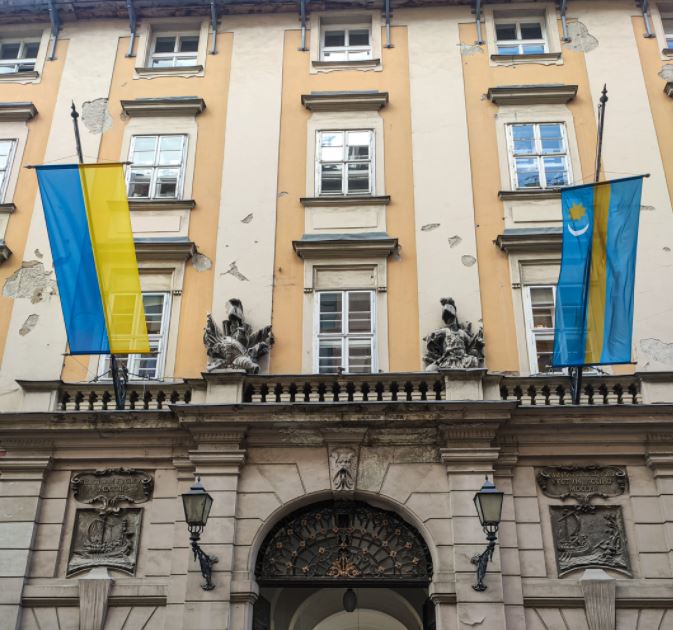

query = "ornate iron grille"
[255, 501, 433, 586]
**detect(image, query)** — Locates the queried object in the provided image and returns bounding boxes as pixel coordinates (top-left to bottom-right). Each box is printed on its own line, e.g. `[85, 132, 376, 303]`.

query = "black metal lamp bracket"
[471, 528, 497, 591]
[191, 534, 218, 591]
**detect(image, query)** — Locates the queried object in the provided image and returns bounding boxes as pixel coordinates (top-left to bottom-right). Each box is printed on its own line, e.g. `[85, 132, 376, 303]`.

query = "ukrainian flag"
[552, 176, 643, 367]
[35, 163, 149, 355]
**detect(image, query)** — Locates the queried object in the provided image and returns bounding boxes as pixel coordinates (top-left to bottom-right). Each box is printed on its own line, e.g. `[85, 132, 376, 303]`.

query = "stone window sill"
[491, 52, 562, 64]
[663, 48, 673, 56]
[300, 195, 390, 207]
[128, 199, 196, 212]
[499, 189, 561, 201]
[312, 59, 381, 71]
[135, 65, 204, 79]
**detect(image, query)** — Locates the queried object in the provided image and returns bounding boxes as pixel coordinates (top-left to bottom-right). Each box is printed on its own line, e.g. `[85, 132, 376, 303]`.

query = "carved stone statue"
[203, 299, 274, 373]
[423, 297, 484, 370]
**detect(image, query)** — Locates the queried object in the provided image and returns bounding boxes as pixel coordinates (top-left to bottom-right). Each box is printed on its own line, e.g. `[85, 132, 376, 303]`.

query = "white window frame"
[663, 12, 673, 48]
[127, 134, 188, 200]
[506, 122, 571, 190]
[0, 139, 16, 202]
[522, 284, 560, 374]
[148, 31, 200, 68]
[315, 129, 375, 197]
[494, 17, 548, 55]
[320, 23, 372, 62]
[0, 38, 41, 74]
[97, 292, 172, 381]
[314, 289, 377, 374]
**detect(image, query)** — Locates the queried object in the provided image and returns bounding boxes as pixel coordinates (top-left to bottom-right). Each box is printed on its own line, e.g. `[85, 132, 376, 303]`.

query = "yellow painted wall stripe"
[584, 184, 610, 364]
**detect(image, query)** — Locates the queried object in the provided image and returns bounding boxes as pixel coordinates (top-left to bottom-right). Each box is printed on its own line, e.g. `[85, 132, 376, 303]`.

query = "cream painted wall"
[0, 22, 126, 410]
[574, 1, 673, 370]
[211, 15, 294, 343]
[405, 7, 484, 359]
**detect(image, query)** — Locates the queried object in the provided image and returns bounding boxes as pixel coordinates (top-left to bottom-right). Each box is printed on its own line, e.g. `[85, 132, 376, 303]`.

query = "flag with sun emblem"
[552, 176, 644, 367]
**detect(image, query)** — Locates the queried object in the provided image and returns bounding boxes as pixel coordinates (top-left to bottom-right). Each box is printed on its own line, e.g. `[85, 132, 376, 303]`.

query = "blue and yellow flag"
[36, 163, 149, 355]
[552, 176, 643, 367]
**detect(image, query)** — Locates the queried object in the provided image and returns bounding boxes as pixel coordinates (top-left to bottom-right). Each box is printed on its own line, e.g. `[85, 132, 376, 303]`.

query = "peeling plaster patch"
[460, 43, 484, 56]
[659, 64, 673, 82]
[19, 314, 39, 336]
[3, 261, 57, 303]
[241, 213, 253, 224]
[448, 235, 462, 248]
[640, 338, 673, 365]
[277, 191, 288, 198]
[81, 98, 112, 134]
[421, 223, 440, 232]
[191, 252, 212, 272]
[461, 255, 476, 267]
[459, 616, 484, 627]
[34, 248, 43, 259]
[664, 247, 671, 252]
[641, 205, 655, 212]
[563, 22, 598, 53]
[222, 261, 249, 282]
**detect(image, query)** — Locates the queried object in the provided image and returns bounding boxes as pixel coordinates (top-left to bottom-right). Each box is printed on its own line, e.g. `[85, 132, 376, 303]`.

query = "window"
[507, 123, 570, 189]
[0, 38, 40, 74]
[149, 33, 199, 67]
[316, 290, 375, 374]
[523, 285, 559, 374]
[317, 130, 373, 196]
[664, 15, 673, 48]
[99, 293, 171, 380]
[320, 25, 372, 61]
[495, 19, 547, 55]
[0, 140, 15, 201]
[127, 135, 187, 199]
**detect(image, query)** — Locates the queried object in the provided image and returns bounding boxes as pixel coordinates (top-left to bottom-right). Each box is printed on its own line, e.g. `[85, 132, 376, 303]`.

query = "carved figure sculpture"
[423, 298, 484, 370]
[203, 299, 274, 373]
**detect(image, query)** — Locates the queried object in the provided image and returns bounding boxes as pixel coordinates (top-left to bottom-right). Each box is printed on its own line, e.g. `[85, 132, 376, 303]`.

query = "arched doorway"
[253, 500, 436, 630]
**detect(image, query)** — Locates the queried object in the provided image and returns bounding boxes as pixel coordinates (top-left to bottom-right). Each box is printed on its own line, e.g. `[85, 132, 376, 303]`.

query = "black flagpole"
[570, 84, 608, 405]
[71, 102, 128, 410]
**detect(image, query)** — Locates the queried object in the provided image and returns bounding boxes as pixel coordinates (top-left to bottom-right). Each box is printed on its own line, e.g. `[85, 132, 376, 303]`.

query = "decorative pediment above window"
[121, 96, 205, 118]
[134, 236, 196, 261]
[293, 232, 398, 260]
[487, 84, 577, 106]
[302, 91, 388, 112]
[495, 227, 562, 253]
[0, 102, 37, 122]
[128, 199, 196, 212]
[666, 82, 673, 98]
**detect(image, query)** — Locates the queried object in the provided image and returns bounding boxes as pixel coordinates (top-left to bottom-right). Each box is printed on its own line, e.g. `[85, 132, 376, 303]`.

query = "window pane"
[322, 50, 347, 61]
[515, 157, 540, 188]
[497, 45, 520, 55]
[318, 340, 342, 374]
[324, 30, 345, 47]
[128, 169, 152, 197]
[348, 339, 372, 373]
[143, 295, 165, 334]
[347, 132, 370, 160]
[179, 35, 199, 52]
[348, 49, 371, 61]
[154, 36, 176, 53]
[520, 23, 543, 40]
[662, 17, 673, 34]
[495, 23, 517, 40]
[155, 168, 179, 197]
[320, 164, 343, 193]
[348, 292, 371, 333]
[543, 157, 569, 187]
[539, 124, 565, 153]
[348, 29, 369, 46]
[0, 66, 17, 74]
[174, 56, 197, 66]
[132, 136, 157, 154]
[347, 163, 370, 193]
[24, 42, 39, 58]
[319, 293, 342, 333]
[321, 132, 343, 148]
[512, 125, 535, 154]
[521, 43, 545, 54]
[135, 346, 159, 379]
[530, 286, 554, 306]
[320, 145, 343, 162]
[0, 43, 20, 60]
[535, 338, 554, 373]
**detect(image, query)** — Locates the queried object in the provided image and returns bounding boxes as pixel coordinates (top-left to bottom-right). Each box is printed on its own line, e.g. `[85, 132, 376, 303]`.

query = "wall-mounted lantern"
[471, 476, 504, 591]
[182, 477, 218, 590]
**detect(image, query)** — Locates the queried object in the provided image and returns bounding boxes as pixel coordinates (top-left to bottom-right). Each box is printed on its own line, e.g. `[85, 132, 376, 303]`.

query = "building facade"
[2, 1, 673, 629]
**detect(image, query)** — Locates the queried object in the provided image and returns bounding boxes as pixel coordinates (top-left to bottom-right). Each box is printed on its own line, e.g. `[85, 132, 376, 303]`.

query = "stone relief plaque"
[67, 508, 142, 576]
[71, 468, 153, 513]
[550, 505, 631, 576]
[537, 465, 627, 505]
[329, 447, 357, 491]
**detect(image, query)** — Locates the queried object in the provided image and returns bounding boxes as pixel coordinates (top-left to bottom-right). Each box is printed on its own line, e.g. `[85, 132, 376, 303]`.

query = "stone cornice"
[302, 91, 389, 112]
[121, 96, 205, 117]
[300, 195, 391, 207]
[495, 228, 562, 253]
[0, 101, 37, 121]
[293, 234, 398, 260]
[133, 237, 196, 261]
[487, 84, 578, 105]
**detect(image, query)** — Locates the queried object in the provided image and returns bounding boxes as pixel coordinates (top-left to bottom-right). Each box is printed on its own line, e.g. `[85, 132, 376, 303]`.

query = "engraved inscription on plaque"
[550, 505, 630, 576]
[67, 508, 142, 575]
[537, 465, 627, 505]
[71, 468, 153, 513]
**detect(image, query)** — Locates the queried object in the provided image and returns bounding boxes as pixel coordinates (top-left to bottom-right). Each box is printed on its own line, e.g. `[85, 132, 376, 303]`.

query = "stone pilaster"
[580, 569, 615, 630]
[646, 435, 673, 578]
[0, 453, 52, 630]
[78, 567, 113, 630]
[181, 428, 247, 630]
[441, 430, 507, 630]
